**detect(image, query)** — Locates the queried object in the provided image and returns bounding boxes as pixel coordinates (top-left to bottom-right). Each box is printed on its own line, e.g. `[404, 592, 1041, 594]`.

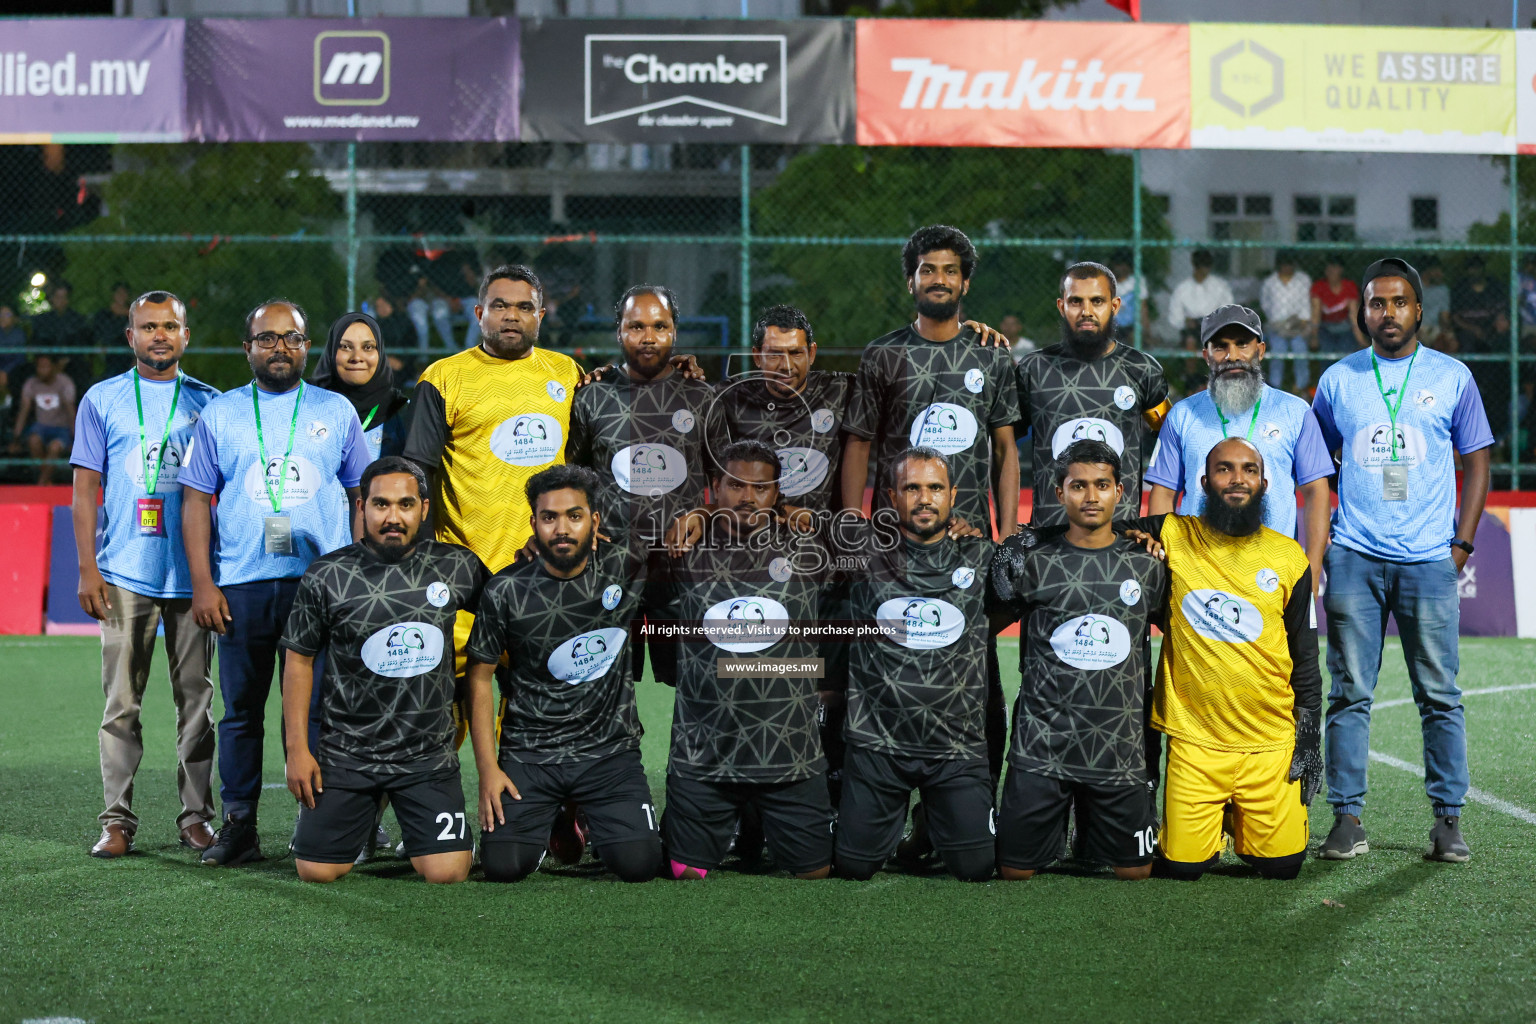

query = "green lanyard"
[133, 372, 182, 496]
[251, 381, 304, 514]
[360, 404, 379, 432]
[1370, 348, 1418, 462]
[1215, 394, 1261, 441]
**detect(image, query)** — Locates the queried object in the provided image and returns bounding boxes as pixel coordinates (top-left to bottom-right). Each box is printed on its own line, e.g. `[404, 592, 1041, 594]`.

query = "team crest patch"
[1260, 422, 1283, 440]
[1255, 568, 1280, 593]
[1114, 385, 1136, 410]
[602, 584, 623, 611]
[964, 368, 985, 394]
[1415, 389, 1436, 407]
[769, 557, 793, 583]
[546, 380, 567, 402]
[1119, 579, 1141, 606]
[951, 566, 976, 590]
[672, 409, 696, 433]
[307, 420, 329, 439]
[810, 408, 835, 433]
[425, 582, 450, 607]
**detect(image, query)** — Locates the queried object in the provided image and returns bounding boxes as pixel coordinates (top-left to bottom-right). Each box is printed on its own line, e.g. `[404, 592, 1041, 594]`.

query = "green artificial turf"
[1, 636, 1534, 1023]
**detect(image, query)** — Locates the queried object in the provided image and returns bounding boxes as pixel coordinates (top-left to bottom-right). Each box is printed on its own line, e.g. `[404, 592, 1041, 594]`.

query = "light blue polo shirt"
[180, 382, 369, 587]
[70, 370, 221, 599]
[1145, 382, 1334, 538]
[1312, 345, 1493, 563]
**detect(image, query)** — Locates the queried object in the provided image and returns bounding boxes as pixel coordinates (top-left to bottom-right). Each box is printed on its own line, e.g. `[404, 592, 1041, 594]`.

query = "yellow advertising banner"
[1190, 24, 1515, 153]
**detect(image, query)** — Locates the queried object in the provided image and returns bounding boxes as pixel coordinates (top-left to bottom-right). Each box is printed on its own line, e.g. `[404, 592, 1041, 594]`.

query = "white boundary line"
[1367, 751, 1536, 826]
[1368, 681, 1536, 825]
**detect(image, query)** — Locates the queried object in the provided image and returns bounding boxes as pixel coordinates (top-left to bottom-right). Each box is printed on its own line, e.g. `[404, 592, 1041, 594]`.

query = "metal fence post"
[1511, 153, 1521, 489]
[346, 142, 358, 311]
[1132, 149, 1143, 350]
[740, 144, 751, 350]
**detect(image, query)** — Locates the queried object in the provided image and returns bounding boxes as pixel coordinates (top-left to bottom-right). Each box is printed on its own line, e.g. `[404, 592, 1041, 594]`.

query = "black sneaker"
[1318, 814, 1368, 860]
[895, 802, 939, 871]
[1426, 816, 1471, 863]
[201, 815, 265, 866]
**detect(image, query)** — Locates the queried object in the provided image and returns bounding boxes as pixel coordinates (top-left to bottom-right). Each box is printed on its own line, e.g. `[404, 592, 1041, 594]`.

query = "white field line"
[1373, 681, 1536, 711]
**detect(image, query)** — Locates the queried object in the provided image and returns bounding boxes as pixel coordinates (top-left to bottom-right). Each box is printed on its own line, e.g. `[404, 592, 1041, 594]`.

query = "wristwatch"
[1451, 539, 1475, 555]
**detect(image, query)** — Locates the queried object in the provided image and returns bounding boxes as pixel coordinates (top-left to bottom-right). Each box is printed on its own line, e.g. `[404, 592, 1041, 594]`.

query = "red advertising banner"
[855, 19, 1190, 149]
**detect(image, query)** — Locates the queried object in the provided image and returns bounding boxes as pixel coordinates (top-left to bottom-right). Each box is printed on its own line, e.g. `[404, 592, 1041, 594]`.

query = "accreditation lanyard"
[133, 372, 182, 495]
[1215, 394, 1261, 441]
[1370, 348, 1417, 462]
[252, 381, 304, 513]
[360, 404, 379, 432]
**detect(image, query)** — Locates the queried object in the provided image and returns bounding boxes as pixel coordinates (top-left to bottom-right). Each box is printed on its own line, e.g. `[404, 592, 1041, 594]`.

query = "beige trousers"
[98, 583, 216, 831]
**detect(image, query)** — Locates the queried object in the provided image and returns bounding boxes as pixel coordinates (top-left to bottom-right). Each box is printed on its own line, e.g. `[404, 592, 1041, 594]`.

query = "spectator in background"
[1310, 255, 1364, 356]
[1419, 257, 1454, 351]
[455, 257, 484, 348]
[14, 353, 77, 484]
[1259, 251, 1313, 393]
[93, 281, 134, 377]
[1518, 255, 1536, 348]
[1109, 250, 1147, 342]
[371, 292, 417, 355]
[0, 305, 26, 407]
[31, 281, 93, 351]
[1450, 253, 1508, 353]
[1166, 249, 1234, 349]
[997, 313, 1036, 355]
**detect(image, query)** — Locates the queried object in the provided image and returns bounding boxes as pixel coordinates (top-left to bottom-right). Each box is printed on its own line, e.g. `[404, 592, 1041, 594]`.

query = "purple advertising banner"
[0, 19, 185, 142]
[184, 18, 518, 142]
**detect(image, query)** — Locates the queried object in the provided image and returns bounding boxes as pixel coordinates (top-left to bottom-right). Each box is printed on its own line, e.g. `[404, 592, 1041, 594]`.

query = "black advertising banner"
[520, 19, 854, 143]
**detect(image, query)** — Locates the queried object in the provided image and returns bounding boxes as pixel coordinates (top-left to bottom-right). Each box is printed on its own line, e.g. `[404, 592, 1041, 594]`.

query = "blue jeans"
[1323, 544, 1466, 818]
[1264, 332, 1310, 391]
[215, 577, 324, 821]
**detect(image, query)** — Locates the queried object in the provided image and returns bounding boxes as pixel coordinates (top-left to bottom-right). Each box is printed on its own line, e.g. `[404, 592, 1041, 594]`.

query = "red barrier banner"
[855, 19, 1190, 148]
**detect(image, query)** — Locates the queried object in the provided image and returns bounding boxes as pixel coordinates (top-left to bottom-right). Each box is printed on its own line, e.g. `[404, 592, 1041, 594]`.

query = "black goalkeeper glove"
[988, 526, 1038, 604]
[1289, 707, 1324, 806]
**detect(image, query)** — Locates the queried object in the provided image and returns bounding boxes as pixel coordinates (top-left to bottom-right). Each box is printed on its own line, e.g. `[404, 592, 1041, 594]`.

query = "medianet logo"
[585, 34, 788, 127]
[313, 31, 390, 107]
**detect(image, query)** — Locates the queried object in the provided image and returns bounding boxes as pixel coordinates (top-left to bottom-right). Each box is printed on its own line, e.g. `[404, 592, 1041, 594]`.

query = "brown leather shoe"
[179, 821, 216, 852]
[91, 823, 135, 859]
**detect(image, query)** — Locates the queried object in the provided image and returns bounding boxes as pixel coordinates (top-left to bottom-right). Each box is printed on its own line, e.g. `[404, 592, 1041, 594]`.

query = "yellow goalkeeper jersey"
[405, 345, 580, 573]
[1150, 514, 1314, 753]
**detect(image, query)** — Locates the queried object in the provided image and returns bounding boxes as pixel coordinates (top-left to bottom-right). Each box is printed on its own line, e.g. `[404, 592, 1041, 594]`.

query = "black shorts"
[997, 766, 1157, 870]
[291, 763, 473, 863]
[481, 748, 659, 849]
[834, 746, 995, 863]
[662, 772, 833, 875]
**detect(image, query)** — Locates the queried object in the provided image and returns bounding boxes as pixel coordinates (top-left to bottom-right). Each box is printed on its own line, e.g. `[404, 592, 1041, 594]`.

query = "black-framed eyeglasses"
[250, 331, 309, 350]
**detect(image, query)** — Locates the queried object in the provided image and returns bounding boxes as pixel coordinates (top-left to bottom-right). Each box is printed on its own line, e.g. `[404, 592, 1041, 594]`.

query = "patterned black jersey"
[844, 326, 1020, 532]
[280, 540, 488, 775]
[465, 538, 648, 765]
[567, 370, 719, 542]
[1014, 342, 1169, 529]
[843, 528, 999, 761]
[706, 370, 854, 511]
[989, 533, 1168, 785]
[656, 522, 830, 784]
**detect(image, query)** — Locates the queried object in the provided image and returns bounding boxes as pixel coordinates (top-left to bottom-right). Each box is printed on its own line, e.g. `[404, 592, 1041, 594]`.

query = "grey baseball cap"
[1200, 304, 1264, 346]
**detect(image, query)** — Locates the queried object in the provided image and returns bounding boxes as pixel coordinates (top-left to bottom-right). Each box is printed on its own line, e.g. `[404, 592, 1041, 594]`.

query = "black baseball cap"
[1200, 304, 1264, 346]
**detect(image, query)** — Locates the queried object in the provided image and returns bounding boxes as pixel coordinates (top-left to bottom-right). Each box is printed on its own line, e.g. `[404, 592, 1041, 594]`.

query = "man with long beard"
[1016, 262, 1171, 532]
[1146, 305, 1333, 585]
[1135, 438, 1323, 880]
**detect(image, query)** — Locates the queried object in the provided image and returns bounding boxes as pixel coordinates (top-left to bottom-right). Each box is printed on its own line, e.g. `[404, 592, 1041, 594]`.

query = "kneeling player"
[1141, 438, 1323, 880]
[990, 440, 1166, 880]
[834, 448, 1004, 883]
[466, 465, 662, 883]
[282, 457, 487, 883]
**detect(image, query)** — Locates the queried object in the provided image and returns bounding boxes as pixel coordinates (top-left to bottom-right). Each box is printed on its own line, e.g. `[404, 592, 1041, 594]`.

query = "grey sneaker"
[1319, 814, 1368, 860]
[1426, 816, 1471, 863]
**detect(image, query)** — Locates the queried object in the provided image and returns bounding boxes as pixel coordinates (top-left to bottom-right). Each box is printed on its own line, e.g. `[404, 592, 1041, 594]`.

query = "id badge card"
[135, 497, 166, 537]
[1381, 463, 1409, 502]
[264, 514, 294, 555]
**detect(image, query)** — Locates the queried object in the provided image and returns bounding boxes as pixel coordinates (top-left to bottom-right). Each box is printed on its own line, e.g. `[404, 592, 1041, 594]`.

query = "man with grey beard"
[1146, 305, 1333, 586]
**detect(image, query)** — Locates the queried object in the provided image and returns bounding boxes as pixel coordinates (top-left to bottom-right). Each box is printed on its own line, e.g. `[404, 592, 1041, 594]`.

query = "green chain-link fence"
[2, 139, 1532, 485]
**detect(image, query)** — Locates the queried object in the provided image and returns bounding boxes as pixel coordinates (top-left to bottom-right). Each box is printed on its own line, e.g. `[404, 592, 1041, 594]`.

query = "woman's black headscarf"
[311, 312, 406, 425]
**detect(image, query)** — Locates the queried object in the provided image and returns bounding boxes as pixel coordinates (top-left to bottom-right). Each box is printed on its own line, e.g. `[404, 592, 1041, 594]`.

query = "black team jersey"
[706, 370, 854, 511]
[844, 325, 1020, 532]
[281, 540, 489, 775]
[568, 371, 719, 543]
[843, 524, 999, 761]
[465, 538, 648, 764]
[990, 533, 1168, 785]
[656, 522, 830, 784]
[1014, 342, 1169, 529]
